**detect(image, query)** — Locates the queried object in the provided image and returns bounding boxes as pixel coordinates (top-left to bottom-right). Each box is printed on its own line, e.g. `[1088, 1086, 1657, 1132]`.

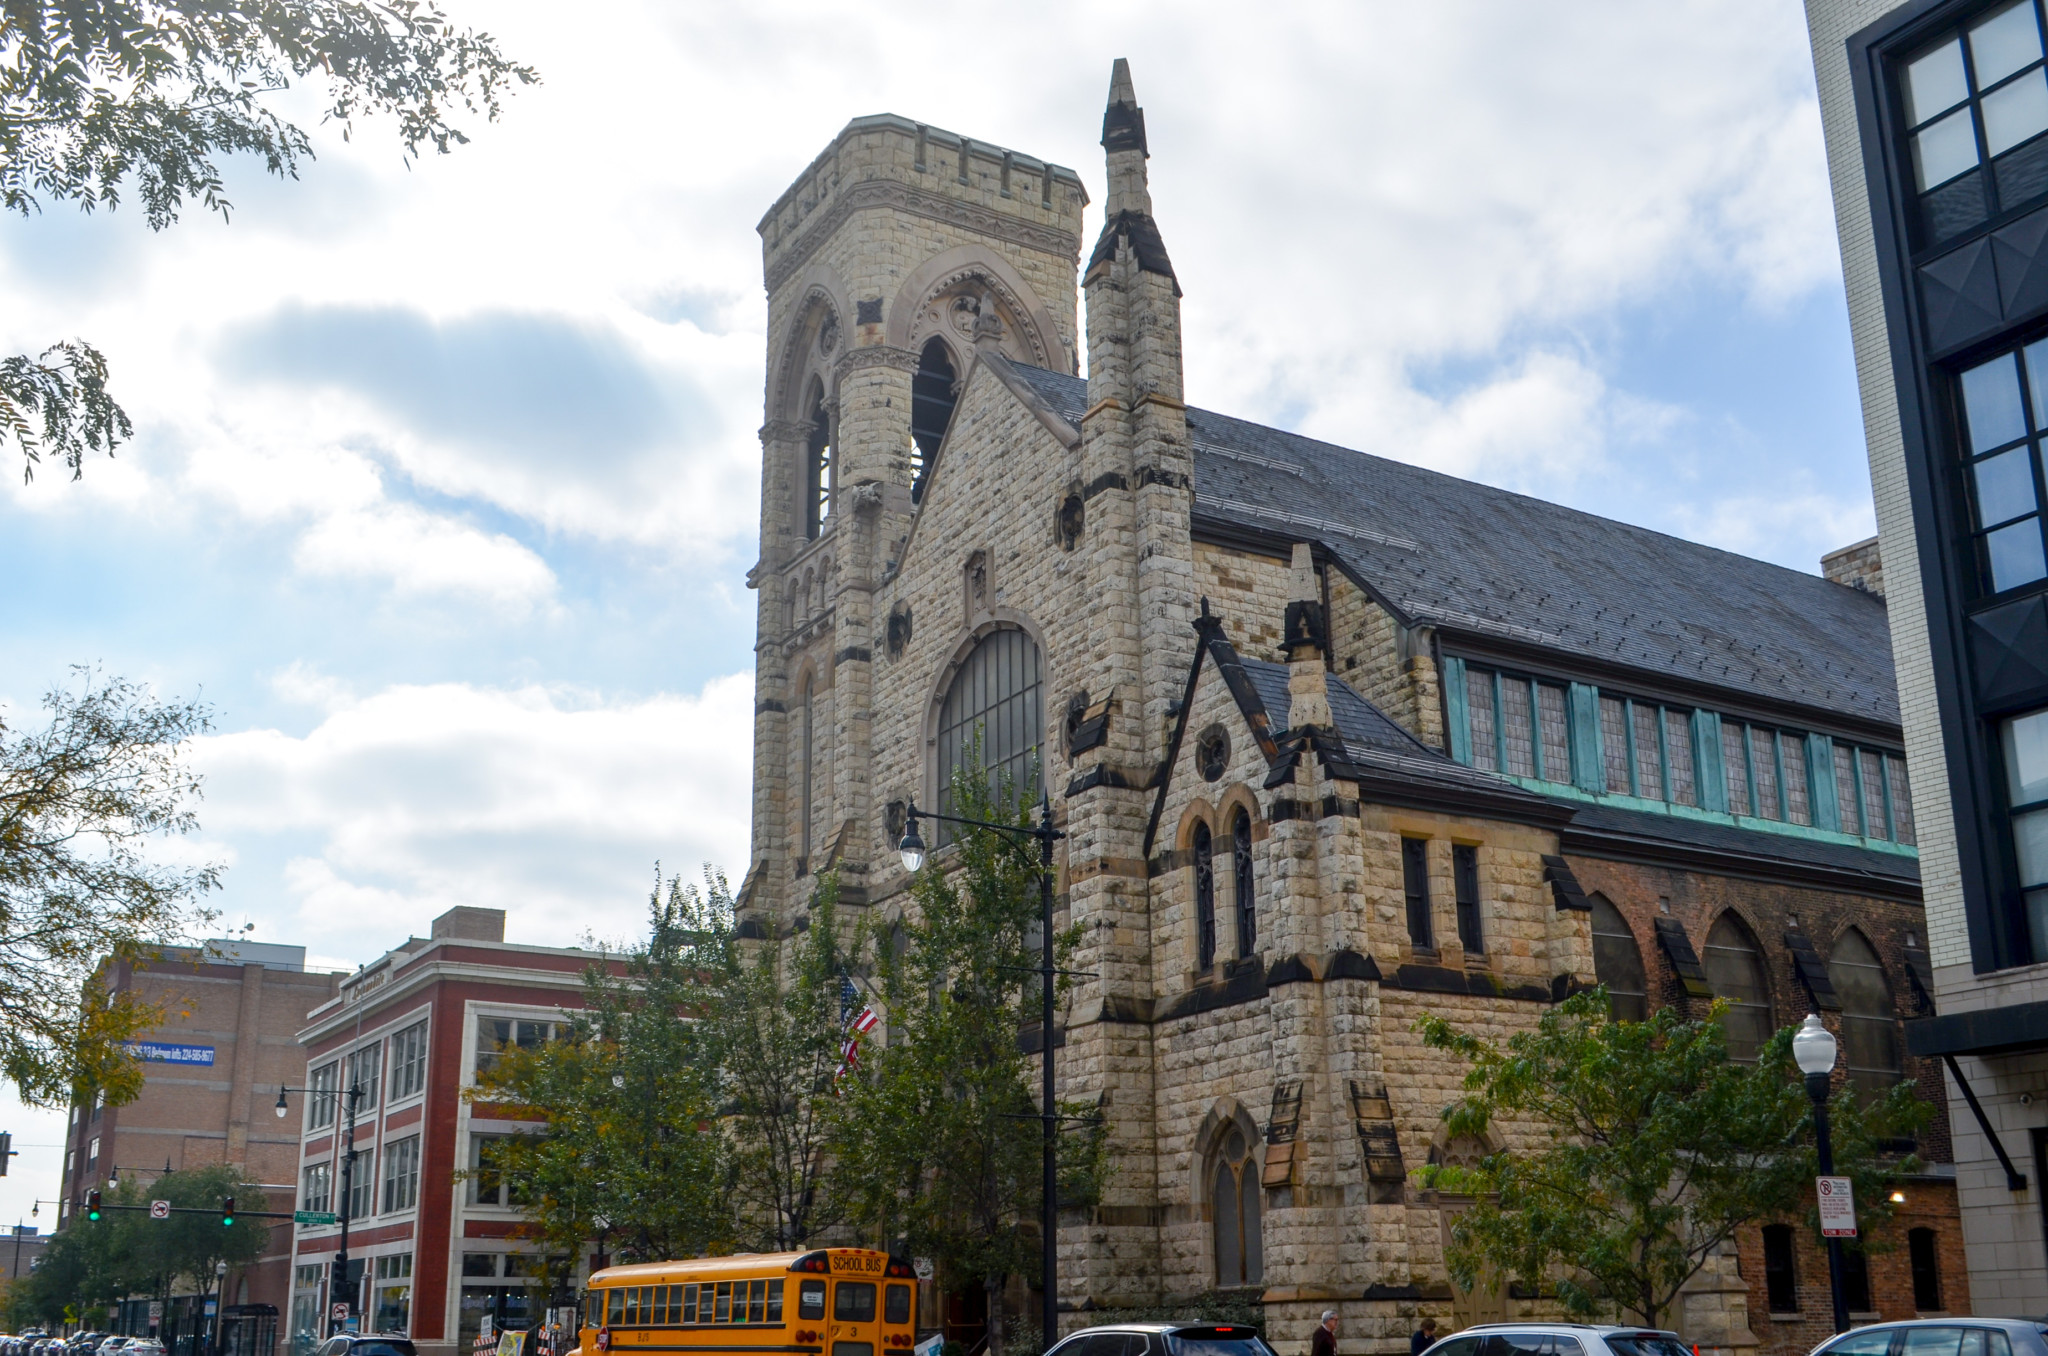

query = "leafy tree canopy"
[1417, 990, 1930, 1330]
[468, 877, 730, 1277]
[0, 669, 218, 1107]
[832, 773, 1107, 1355]
[7, 1163, 267, 1328]
[1, 0, 537, 478]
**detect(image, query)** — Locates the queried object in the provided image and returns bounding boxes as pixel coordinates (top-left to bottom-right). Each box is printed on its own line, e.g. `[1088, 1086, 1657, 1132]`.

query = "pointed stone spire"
[1283, 542, 1332, 730]
[1102, 57, 1151, 217]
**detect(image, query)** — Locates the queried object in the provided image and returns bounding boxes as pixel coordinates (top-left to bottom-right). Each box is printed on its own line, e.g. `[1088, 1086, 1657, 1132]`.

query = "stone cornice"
[834, 344, 919, 377]
[766, 179, 1082, 294]
[760, 419, 813, 443]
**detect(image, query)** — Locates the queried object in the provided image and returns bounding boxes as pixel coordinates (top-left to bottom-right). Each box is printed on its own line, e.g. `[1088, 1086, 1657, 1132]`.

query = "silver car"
[1809, 1320, 2048, 1356]
[1425, 1325, 1692, 1356]
[1045, 1323, 1278, 1356]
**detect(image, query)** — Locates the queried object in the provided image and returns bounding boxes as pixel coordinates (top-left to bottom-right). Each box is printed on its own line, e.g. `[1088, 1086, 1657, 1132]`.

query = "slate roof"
[1006, 365, 1899, 729]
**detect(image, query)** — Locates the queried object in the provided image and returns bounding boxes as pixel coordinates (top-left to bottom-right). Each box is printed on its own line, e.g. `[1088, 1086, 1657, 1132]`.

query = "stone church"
[738, 62, 1961, 1356]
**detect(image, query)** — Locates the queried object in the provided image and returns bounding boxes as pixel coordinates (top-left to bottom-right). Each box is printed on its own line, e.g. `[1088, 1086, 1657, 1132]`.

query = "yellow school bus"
[580, 1249, 918, 1356]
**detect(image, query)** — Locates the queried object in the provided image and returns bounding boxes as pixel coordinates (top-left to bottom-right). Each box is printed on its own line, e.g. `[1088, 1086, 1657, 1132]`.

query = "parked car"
[1044, 1323, 1277, 1356]
[1424, 1326, 1692, 1356]
[1808, 1321, 2048, 1356]
[122, 1340, 165, 1356]
[310, 1337, 418, 1356]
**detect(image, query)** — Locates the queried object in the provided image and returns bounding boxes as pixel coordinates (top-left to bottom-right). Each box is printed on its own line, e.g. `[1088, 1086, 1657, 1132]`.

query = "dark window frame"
[1402, 837, 1433, 949]
[1453, 844, 1485, 955]
[1194, 821, 1217, 971]
[1232, 809, 1256, 959]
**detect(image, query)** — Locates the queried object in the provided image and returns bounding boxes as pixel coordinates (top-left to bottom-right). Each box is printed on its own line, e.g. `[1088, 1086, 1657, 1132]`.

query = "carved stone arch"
[1174, 798, 1220, 854]
[1215, 784, 1262, 834]
[1194, 1096, 1265, 1287]
[1425, 1125, 1500, 1173]
[769, 265, 854, 423]
[1190, 1098, 1264, 1208]
[887, 243, 1065, 371]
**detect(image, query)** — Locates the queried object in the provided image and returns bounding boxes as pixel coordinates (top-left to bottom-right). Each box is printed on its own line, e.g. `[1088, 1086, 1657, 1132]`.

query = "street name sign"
[149, 1200, 169, 1219]
[296, 1210, 339, 1226]
[1817, 1175, 1857, 1237]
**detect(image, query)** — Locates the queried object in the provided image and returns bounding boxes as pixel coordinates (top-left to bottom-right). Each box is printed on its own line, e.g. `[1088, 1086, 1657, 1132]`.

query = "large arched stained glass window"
[935, 627, 1043, 833]
[1703, 913, 1775, 1063]
[1589, 894, 1647, 1021]
[1829, 929, 1903, 1097]
[1210, 1122, 1263, 1288]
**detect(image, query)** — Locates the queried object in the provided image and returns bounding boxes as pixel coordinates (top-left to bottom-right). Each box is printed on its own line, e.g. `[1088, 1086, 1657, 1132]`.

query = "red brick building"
[55, 941, 344, 1342]
[286, 907, 610, 1356]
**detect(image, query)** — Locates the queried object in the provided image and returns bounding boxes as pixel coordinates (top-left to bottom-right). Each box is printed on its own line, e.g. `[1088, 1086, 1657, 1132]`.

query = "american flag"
[835, 1006, 880, 1083]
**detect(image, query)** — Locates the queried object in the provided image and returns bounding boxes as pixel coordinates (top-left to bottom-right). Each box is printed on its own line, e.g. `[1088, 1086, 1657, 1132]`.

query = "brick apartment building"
[56, 941, 344, 1339]
[285, 907, 610, 1356]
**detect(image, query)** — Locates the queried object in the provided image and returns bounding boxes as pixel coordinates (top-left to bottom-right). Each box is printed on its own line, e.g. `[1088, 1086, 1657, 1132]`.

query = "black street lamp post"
[897, 794, 1064, 1351]
[275, 1081, 365, 1336]
[1792, 1014, 1850, 1334]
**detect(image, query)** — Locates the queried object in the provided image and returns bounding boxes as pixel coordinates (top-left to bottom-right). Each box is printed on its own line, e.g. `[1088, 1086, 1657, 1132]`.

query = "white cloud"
[293, 501, 558, 612]
[1669, 490, 1878, 565]
[192, 673, 755, 957]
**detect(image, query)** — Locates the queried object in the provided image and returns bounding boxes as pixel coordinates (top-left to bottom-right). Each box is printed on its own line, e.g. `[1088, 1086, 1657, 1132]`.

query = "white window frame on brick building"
[381, 1135, 419, 1214]
[387, 1018, 429, 1103]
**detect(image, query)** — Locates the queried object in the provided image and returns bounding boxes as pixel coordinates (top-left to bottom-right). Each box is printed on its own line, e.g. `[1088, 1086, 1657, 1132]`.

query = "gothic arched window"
[909, 338, 958, 504]
[798, 676, 815, 867]
[1194, 822, 1217, 970]
[1589, 894, 1647, 1021]
[1703, 913, 1775, 1063]
[1210, 1122, 1263, 1288]
[806, 387, 832, 540]
[1232, 809, 1256, 958]
[1829, 929, 1903, 1097]
[935, 627, 1043, 832]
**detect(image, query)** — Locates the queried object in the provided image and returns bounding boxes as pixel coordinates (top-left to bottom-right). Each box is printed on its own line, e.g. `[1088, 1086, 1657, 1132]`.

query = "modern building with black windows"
[1808, 0, 2048, 1310]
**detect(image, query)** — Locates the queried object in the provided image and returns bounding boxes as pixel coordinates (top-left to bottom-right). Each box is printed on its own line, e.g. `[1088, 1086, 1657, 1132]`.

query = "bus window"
[884, 1287, 910, 1326]
[834, 1283, 876, 1323]
[683, 1285, 699, 1324]
[767, 1281, 785, 1323]
[747, 1280, 767, 1323]
[628, 1290, 643, 1326]
[715, 1282, 732, 1323]
[799, 1281, 826, 1320]
[608, 1290, 625, 1326]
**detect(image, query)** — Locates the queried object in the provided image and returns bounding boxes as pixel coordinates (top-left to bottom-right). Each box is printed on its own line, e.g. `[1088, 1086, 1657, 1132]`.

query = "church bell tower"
[745, 113, 1089, 920]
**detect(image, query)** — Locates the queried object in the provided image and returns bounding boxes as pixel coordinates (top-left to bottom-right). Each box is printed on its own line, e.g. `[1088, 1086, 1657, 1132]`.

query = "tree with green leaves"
[1416, 990, 1930, 1329]
[6, 1163, 268, 1329]
[831, 775, 1108, 1356]
[2, 669, 220, 1108]
[468, 878, 729, 1273]
[697, 871, 854, 1252]
[1, 0, 537, 479]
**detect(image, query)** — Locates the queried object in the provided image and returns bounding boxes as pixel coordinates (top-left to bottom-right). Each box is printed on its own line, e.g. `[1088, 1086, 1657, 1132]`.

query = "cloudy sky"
[0, 0, 1864, 1208]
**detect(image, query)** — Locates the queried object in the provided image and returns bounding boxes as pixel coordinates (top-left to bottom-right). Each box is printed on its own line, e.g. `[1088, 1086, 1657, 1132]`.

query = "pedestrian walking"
[1312, 1312, 1339, 1356]
[1410, 1319, 1439, 1356]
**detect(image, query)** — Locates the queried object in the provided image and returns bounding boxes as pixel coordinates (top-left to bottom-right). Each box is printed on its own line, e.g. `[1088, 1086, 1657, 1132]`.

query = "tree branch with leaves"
[1416, 990, 1930, 1329]
[0, 668, 219, 1107]
[0, 0, 538, 478]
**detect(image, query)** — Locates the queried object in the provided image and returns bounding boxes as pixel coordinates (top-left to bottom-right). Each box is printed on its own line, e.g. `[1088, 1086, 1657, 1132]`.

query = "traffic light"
[221, 1197, 234, 1227]
[85, 1190, 101, 1222]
